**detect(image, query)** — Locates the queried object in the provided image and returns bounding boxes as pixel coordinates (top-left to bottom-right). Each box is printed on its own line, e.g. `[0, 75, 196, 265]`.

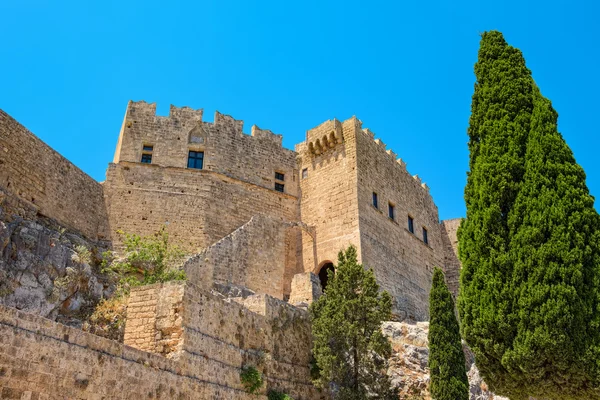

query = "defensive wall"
[181, 214, 311, 299]
[0, 281, 323, 399]
[0, 110, 109, 241]
[441, 218, 462, 298]
[354, 124, 444, 321]
[123, 281, 321, 399]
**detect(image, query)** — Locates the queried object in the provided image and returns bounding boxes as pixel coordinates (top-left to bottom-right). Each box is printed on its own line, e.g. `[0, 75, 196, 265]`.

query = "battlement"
[251, 125, 283, 146]
[358, 126, 431, 194]
[304, 118, 344, 155]
[126, 100, 204, 124]
[124, 101, 283, 148]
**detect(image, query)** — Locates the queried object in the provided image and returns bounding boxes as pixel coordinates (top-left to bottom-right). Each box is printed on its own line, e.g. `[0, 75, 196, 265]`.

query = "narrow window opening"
[302, 168, 308, 179]
[141, 144, 153, 164]
[275, 182, 285, 193]
[388, 203, 395, 220]
[187, 151, 204, 169]
[372, 192, 378, 209]
[275, 171, 285, 181]
[141, 153, 152, 164]
[408, 215, 414, 234]
[423, 227, 429, 245]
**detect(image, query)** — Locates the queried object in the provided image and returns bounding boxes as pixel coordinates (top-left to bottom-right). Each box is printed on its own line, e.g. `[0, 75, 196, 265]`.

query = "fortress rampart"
[0, 281, 322, 399]
[0, 111, 109, 241]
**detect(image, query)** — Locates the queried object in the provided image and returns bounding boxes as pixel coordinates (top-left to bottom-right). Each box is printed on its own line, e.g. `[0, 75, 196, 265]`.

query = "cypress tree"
[503, 88, 600, 399]
[309, 246, 396, 400]
[458, 30, 534, 394]
[460, 30, 600, 399]
[428, 267, 469, 400]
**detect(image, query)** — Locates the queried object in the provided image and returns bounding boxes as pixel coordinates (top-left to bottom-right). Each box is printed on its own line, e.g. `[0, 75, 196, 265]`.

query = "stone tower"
[297, 117, 445, 320]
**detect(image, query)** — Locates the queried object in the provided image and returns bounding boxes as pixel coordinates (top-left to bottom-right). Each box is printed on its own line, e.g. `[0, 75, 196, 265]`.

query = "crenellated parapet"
[126, 100, 204, 125]
[357, 126, 432, 195]
[123, 100, 284, 148]
[251, 125, 283, 147]
[304, 118, 344, 156]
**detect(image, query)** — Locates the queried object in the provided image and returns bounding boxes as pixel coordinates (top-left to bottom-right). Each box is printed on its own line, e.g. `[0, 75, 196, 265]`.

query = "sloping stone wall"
[441, 218, 462, 299]
[181, 215, 300, 299]
[0, 110, 109, 241]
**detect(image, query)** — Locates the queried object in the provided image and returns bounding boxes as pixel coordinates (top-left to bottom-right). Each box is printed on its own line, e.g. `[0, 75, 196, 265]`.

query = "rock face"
[382, 321, 508, 400]
[0, 215, 112, 327]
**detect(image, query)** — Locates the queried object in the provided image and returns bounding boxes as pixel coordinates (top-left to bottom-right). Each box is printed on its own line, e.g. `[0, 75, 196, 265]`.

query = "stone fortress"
[0, 101, 462, 398]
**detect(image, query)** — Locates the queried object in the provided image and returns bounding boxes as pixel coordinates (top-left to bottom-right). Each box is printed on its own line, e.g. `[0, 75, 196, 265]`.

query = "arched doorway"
[317, 262, 335, 293]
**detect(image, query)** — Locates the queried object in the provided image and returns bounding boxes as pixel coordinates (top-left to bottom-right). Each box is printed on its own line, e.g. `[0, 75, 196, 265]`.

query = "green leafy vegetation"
[84, 227, 186, 341]
[459, 30, 600, 399]
[309, 245, 396, 399]
[267, 390, 294, 400]
[101, 226, 186, 296]
[240, 365, 263, 394]
[428, 267, 468, 400]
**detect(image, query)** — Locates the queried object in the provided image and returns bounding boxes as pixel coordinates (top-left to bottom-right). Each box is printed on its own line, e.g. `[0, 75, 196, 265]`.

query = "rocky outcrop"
[0, 213, 112, 327]
[382, 321, 508, 400]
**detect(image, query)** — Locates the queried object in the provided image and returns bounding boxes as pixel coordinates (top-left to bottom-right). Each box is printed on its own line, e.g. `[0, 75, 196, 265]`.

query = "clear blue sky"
[1, 1, 598, 220]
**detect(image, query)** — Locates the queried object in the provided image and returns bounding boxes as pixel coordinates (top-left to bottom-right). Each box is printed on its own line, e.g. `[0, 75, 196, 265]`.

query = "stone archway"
[317, 261, 335, 293]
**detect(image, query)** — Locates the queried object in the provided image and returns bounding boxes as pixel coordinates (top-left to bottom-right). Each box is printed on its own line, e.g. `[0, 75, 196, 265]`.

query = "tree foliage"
[459, 30, 600, 399]
[428, 267, 468, 400]
[309, 246, 396, 400]
[102, 226, 186, 296]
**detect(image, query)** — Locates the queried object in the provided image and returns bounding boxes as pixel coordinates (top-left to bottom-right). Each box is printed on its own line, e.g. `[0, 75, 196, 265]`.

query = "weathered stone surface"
[0, 110, 109, 240]
[382, 321, 508, 400]
[0, 214, 111, 326]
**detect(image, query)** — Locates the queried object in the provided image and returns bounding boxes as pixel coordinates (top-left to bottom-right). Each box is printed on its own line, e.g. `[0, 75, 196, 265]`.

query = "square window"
[408, 216, 414, 234]
[275, 182, 285, 193]
[302, 168, 308, 179]
[388, 203, 395, 220]
[187, 151, 204, 169]
[275, 172, 285, 181]
[423, 227, 429, 245]
[141, 153, 152, 164]
[372, 192, 378, 209]
[143, 145, 153, 152]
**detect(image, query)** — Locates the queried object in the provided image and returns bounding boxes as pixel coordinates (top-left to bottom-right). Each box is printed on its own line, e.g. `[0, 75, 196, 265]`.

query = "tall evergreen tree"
[458, 30, 534, 394]
[503, 88, 600, 399]
[459, 30, 600, 399]
[428, 267, 469, 400]
[309, 246, 396, 400]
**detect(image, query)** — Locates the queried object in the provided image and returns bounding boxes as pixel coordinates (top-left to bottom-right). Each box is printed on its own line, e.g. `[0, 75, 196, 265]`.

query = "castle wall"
[0, 110, 109, 241]
[354, 127, 444, 321]
[182, 215, 297, 298]
[296, 118, 362, 273]
[113, 101, 299, 197]
[123, 282, 322, 399]
[105, 101, 303, 285]
[103, 162, 298, 253]
[441, 218, 462, 299]
[0, 304, 264, 399]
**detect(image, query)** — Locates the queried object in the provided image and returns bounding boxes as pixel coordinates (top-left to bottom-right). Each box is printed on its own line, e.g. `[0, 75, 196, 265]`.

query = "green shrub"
[83, 296, 127, 341]
[267, 390, 294, 400]
[101, 226, 186, 296]
[240, 365, 263, 394]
